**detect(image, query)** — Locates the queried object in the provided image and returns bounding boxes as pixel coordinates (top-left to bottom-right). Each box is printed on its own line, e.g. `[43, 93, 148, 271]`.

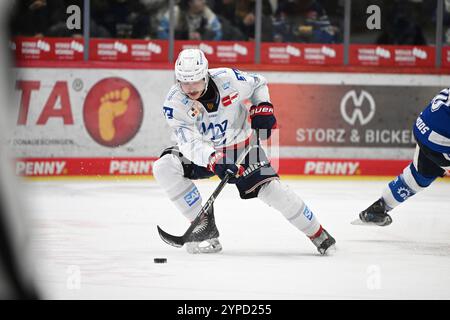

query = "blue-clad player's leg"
[356, 143, 448, 226]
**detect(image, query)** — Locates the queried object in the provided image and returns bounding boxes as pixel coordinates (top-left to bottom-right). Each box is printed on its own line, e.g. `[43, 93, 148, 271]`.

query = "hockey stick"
[157, 132, 258, 248]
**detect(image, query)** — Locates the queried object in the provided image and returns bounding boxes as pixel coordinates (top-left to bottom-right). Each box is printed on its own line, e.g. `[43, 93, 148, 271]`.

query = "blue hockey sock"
[381, 163, 435, 209]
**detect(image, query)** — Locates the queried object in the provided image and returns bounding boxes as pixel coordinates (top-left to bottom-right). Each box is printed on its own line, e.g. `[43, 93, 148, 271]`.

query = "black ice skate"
[353, 198, 393, 226]
[185, 205, 222, 254]
[309, 226, 336, 255]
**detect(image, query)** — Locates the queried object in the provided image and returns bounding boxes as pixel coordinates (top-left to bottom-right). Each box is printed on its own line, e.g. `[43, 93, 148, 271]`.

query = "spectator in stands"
[162, 0, 222, 40]
[207, 0, 246, 40]
[209, 0, 273, 41]
[91, 0, 153, 39]
[376, 0, 427, 45]
[272, 0, 339, 43]
[47, 0, 111, 38]
[157, 0, 222, 41]
[46, 19, 111, 38]
[139, 0, 169, 39]
[217, 15, 246, 41]
[10, 0, 111, 38]
[10, 0, 65, 37]
[443, 0, 450, 45]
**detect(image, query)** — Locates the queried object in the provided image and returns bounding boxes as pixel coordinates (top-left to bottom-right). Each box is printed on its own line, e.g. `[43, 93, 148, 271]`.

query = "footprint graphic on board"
[98, 88, 130, 141]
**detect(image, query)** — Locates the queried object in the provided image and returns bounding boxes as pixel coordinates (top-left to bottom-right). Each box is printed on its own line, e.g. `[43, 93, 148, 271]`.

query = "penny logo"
[83, 78, 143, 147]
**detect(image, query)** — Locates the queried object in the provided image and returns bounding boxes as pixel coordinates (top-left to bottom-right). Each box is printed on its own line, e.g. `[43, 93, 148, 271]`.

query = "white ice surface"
[22, 178, 450, 300]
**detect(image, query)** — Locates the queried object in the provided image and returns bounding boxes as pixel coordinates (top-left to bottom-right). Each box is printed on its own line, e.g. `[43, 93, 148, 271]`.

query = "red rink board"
[15, 158, 156, 177]
[89, 39, 169, 62]
[174, 41, 255, 64]
[441, 47, 450, 67]
[15, 157, 412, 177]
[261, 43, 343, 65]
[13, 37, 450, 74]
[350, 45, 435, 67]
[277, 158, 410, 176]
[12, 37, 84, 61]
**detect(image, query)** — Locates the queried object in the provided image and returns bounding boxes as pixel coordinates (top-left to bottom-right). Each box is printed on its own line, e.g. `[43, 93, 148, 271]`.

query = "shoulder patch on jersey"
[222, 91, 239, 107]
[187, 102, 202, 119]
[222, 81, 231, 90]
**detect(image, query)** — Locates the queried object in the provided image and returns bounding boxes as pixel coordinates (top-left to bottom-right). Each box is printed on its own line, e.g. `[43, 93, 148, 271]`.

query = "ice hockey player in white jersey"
[354, 88, 450, 226]
[153, 48, 336, 254]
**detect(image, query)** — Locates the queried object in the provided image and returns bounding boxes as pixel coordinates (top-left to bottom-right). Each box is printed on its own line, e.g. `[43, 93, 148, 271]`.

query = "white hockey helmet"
[175, 48, 209, 84]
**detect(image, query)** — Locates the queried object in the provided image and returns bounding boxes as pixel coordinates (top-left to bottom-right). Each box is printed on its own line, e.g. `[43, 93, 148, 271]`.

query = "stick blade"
[157, 225, 185, 248]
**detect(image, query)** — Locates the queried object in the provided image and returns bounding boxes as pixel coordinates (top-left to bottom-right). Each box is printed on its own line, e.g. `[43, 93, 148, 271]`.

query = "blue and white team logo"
[389, 177, 414, 203]
[431, 88, 450, 112]
[184, 187, 200, 207]
[396, 186, 412, 201]
[201, 119, 228, 142]
[302, 206, 314, 221]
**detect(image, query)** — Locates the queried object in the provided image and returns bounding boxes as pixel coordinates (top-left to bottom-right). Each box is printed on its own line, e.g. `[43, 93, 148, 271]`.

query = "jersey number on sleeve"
[163, 106, 174, 119]
[232, 69, 247, 81]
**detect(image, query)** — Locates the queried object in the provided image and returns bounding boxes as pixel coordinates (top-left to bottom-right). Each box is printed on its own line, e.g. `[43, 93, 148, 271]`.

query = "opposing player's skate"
[185, 205, 222, 254]
[351, 198, 393, 226]
[309, 226, 336, 255]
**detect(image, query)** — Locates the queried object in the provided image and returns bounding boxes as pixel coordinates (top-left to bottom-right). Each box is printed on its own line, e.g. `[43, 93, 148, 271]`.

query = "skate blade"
[350, 217, 392, 226]
[186, 239, 223, 254]
[319, 243, 336, 255]
[351, 218, 370, 226]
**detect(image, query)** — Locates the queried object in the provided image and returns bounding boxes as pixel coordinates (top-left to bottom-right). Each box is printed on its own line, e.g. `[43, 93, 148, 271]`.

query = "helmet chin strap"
[198, 74, 209, 99]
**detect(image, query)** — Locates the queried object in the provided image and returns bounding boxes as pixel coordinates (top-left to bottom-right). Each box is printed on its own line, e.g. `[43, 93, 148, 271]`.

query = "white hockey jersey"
[161, 68, 271, 167]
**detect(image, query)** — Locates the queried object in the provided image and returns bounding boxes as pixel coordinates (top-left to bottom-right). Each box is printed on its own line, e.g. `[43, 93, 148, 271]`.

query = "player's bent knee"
[257, 179, 277, 200]
[153, 154, 184, 181]
[258, 179, 306, 217]
[258, 179, 291, 202]
[405, 163, 436, 188]
[237, 177, 279, 199]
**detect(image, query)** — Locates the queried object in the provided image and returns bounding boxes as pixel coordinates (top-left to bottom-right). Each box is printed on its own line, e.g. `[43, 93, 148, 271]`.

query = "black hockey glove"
[207, 152, 244, 184]
[249, 102, 277, 139]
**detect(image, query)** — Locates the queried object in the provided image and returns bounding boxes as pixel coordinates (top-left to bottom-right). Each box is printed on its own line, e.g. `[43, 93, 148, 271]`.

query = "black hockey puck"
[154, 258, 167, 264]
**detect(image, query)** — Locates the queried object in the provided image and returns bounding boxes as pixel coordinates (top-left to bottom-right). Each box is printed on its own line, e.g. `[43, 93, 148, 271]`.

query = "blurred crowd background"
[7, 0, 447, 45]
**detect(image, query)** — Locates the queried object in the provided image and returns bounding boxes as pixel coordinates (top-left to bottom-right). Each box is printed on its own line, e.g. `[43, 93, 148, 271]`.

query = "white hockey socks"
[258, 180, 321, 237]
[153, 154, 202, 221]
